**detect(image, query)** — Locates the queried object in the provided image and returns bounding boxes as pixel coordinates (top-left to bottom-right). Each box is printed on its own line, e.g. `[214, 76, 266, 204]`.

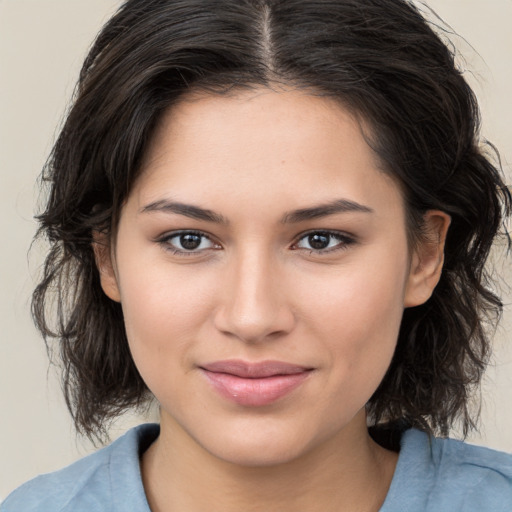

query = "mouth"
[199, 360, 313, 407]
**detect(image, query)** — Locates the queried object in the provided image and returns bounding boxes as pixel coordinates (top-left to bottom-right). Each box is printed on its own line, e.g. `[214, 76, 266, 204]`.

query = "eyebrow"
[280, 199, 373, 223]
[140, 198, 373, 224]
[140, 200, 229, 224]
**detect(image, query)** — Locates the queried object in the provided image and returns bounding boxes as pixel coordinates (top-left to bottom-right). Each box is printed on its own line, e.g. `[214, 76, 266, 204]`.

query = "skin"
[96, 88, 450, 512]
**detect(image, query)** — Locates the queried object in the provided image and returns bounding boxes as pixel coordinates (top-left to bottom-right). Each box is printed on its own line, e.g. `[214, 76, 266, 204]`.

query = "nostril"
[213, 305, 295, 343]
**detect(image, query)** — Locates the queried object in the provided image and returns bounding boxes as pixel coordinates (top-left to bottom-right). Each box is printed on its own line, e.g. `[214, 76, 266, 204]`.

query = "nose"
[213, 249, 296, 343]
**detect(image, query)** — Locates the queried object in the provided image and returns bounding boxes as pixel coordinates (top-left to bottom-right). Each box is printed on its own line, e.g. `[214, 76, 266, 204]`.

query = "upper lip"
[200, 360, 312, 378]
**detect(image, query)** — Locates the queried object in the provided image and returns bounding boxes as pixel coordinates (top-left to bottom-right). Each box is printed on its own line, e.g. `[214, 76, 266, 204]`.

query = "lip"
[200, 360, 313, 407]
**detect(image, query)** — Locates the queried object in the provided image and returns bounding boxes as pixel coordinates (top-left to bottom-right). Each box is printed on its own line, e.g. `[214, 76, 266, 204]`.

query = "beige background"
[1, 0, 511, 500]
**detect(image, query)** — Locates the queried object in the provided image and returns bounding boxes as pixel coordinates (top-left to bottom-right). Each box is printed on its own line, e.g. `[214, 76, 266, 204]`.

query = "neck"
[141, 411, 398, 512]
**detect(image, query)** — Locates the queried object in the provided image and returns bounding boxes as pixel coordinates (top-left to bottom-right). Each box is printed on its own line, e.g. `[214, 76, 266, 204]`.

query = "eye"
[159, 231, 219, 254]
[294, 231, 355, 253]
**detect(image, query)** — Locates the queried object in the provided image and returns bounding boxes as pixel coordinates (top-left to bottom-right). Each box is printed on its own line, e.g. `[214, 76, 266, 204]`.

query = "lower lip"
[201, 370, 311, 407]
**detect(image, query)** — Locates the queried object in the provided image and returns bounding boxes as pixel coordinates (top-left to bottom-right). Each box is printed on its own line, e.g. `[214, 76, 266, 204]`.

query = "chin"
[192, 416, 344, 469]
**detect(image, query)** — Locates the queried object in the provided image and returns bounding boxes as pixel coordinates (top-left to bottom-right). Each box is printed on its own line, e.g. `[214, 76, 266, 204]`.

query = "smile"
[200, 360, 313, 407]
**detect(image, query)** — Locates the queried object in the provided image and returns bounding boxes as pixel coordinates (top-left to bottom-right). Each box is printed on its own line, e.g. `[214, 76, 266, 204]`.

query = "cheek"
[114, 249, 219, 375]
[116, 266, 223, 415]
[302, 252, 407, 329]
[299, 249, 409, 389]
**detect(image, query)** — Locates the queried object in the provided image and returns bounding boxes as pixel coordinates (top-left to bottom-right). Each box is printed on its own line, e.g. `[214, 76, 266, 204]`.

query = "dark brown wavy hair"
[32, 0, 511, 441]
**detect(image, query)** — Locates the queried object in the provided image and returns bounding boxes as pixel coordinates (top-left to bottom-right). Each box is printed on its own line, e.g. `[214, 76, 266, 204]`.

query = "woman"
[2, 0, 511, 510]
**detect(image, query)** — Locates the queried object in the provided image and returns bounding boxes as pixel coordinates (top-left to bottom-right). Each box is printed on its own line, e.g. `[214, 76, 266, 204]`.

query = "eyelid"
[156, 230, 222, 255]
[291, 229, 357, 254]
[154, 228, 356, 256]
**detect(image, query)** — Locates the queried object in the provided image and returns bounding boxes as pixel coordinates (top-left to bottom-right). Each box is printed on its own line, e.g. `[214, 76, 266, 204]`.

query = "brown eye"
[180, 233, 203, 250]
[160, 231, 218, 253]
[295, 231, 355, 253]
[307, 233, 331, 250]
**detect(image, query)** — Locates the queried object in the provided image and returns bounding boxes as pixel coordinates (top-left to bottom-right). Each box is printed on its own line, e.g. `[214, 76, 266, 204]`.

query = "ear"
[92, 231, 121, 303]
[404, 210, 451, 308]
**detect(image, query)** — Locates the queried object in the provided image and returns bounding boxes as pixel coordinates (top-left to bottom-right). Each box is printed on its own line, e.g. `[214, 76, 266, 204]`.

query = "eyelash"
[156, 230, 356, 256]
[157, 231, 220, 256]
[291, 230, 356, 254]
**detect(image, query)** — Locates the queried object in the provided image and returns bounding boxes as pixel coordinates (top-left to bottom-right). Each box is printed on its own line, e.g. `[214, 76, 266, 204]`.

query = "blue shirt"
[2, 423, 511, 511]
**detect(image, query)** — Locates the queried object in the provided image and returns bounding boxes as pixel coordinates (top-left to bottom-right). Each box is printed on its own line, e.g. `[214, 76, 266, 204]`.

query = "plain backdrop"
[1, 0, 511, 500]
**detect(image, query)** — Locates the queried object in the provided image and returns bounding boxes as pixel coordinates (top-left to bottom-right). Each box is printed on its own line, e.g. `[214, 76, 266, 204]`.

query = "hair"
[32, 0, 511, 441]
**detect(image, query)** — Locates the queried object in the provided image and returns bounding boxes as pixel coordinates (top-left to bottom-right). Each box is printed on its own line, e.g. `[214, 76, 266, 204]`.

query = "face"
[99, 88, 446, 466]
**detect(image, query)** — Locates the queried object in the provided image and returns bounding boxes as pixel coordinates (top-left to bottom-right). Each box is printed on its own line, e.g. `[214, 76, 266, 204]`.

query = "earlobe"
[404, 210, 451, 308]
[92, 232, 121, 303]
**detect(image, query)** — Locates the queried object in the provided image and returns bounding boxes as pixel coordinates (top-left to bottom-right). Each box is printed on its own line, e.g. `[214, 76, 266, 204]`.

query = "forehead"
[131, 88, 403, 222]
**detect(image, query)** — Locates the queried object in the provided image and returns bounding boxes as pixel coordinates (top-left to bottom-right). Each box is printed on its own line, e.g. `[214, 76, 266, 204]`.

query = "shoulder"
[382, 428, 512, 512]
[426, 430, 512, 509]
[0, 423, 158, 512]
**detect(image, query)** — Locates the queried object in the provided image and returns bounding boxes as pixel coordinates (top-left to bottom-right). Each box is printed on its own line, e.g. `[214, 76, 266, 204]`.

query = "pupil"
[180, 233, 201, 250]
[309, 233, 330, 249]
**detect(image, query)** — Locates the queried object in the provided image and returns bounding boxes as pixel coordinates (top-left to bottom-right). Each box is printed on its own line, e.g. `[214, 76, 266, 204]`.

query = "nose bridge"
[215, 243, 294, 342]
